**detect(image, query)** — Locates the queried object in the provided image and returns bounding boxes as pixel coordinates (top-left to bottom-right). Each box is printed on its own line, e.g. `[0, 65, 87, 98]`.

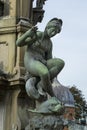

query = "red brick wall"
[64, 107, 75, 120]
[63, 107, 75, 130]
[63, 126, 68, 130]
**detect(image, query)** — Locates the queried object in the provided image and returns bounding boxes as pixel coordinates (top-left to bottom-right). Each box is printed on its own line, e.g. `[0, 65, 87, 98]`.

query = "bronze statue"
[16, 18, 65, 99]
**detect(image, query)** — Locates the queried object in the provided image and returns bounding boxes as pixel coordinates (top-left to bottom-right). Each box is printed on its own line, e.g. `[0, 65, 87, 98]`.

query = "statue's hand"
[31, 26, 38, 32]
[30, 26, 38, 35]
[30, 26, 38, 39]
[26, 26, 38, 39]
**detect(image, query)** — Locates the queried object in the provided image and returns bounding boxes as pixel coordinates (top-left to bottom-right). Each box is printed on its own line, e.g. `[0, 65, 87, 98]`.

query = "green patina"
[28, 97, 64, 115]
[16, 18, 65, 99]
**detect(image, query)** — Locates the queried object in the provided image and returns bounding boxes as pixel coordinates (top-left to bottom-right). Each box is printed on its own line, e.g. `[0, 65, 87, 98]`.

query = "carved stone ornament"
[36, 0, 47, 9]
[32, 0, 47, 25]
[32, 8, 44, 25]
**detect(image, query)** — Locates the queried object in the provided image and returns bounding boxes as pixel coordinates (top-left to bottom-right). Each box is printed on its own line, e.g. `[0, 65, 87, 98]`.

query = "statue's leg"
[25, 59, 55, 97]
[47, 58, 65, 80]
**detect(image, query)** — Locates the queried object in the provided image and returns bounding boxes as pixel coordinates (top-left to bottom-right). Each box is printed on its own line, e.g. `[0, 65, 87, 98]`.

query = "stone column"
[4, 88, 21, 130]
[16, 0, 33, 21]
[0, 78, 26, 130]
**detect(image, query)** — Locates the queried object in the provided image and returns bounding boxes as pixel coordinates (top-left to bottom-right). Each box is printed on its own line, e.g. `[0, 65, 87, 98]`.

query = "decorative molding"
[0, 41, 8, 46]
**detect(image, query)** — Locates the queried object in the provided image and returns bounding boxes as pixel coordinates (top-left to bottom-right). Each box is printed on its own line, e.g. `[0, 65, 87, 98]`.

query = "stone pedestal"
[0, 77, 36, 130]
[0, 78, 23, 130]
[26, 114, 64, 130]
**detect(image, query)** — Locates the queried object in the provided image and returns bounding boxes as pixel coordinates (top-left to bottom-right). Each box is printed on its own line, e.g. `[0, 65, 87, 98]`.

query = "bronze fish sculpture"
[28, 97, 64, 115]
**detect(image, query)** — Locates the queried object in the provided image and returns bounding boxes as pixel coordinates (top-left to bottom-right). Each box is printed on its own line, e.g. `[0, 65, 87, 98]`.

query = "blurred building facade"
[0, 0, 47, 130]
[52, 78, 75, 130]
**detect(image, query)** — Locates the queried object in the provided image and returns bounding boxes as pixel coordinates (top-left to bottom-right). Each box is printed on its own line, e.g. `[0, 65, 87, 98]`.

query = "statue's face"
[46, 21, 62, 38]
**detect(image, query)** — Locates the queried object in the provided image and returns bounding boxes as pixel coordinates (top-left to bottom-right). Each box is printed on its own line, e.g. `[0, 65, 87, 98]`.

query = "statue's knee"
[41, 70, 49, 79]
[61, 59, 65, 68]
[57, 59, 65, 69]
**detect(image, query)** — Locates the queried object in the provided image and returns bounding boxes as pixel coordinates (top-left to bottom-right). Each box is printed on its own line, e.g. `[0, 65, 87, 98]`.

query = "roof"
[52, 78, 75, 107]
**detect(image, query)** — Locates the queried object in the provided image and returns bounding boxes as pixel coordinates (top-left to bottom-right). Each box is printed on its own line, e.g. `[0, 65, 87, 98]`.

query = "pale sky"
[37, 0, 87, 100]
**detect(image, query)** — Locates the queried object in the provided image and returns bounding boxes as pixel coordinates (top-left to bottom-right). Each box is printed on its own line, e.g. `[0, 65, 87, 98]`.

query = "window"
[0, 0, 9, 17]
[0, 1, 4, 17]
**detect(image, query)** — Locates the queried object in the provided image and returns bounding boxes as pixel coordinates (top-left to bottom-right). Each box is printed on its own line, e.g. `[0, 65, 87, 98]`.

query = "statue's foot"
[38, 87, 46, 97]
[25, 77, 40, 99]
[37, 82, 47, 97]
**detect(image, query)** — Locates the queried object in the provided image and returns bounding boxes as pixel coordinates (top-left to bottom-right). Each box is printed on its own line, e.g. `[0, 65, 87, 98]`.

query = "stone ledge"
[0, 26, 16, 34]
[0, 77, 25, 90]
[16, 23, 31, 33]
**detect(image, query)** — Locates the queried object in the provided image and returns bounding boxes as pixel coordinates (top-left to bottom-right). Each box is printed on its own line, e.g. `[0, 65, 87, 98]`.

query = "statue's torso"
[25, 36, 52, 60]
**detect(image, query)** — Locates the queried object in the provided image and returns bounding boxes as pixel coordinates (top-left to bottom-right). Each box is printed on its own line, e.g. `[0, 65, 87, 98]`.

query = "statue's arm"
[46, 41, 53, 60]
[16, 27, 38, 47]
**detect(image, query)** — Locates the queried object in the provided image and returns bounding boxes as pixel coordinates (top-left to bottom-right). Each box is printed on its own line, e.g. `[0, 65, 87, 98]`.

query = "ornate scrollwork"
[36, 0, 47, 9]
[32, 0, 47, 25]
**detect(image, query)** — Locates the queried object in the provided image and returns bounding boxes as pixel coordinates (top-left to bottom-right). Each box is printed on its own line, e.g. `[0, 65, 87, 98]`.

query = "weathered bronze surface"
[16, 18, 65, 100]
[28, 97, 64, 114]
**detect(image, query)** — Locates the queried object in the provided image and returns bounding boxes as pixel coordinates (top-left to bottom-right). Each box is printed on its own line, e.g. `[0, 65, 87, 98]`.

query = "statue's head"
[45, 18, 63, 37]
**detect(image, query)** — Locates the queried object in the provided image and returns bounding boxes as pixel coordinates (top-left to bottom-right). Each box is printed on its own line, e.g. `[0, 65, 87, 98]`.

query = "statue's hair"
[46, 18, 63, 29]
[49, 18, 62, 25]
